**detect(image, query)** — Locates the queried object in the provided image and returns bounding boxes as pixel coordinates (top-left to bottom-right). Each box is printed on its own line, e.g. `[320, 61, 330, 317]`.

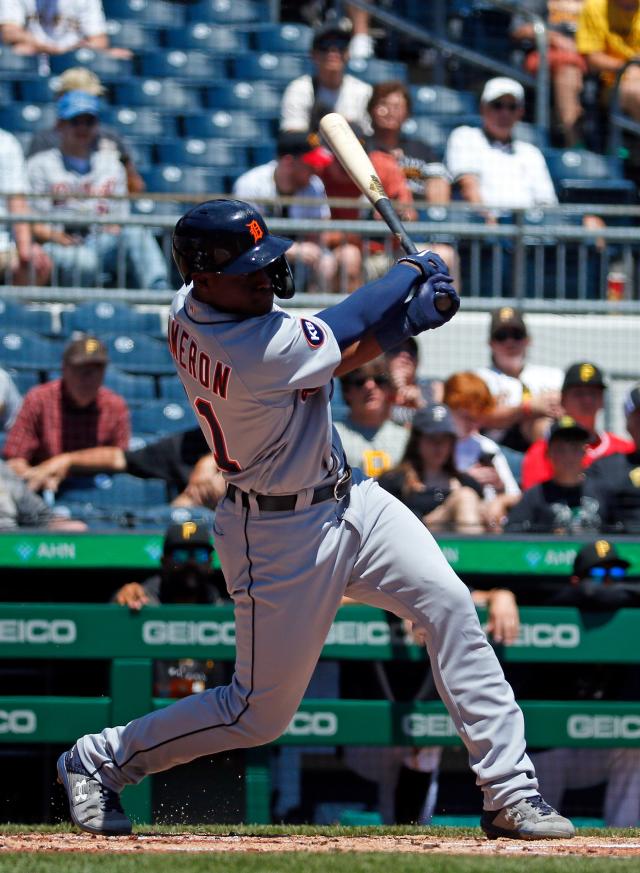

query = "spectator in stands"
[0, 458, 85, 530]
[0, 0, 132, 59]
[476, 307, 563, 453]
[442, 371, 521, 529]
[233, 130, 354, 293]
[280, 19, 372, 134]
[27, 67, 145, 194]
[0, 118, 51, 286]
[577, 0, 640, 122]
[504, 415, 602, 533]
[335, 358, 408, 479]
[511, 1, 587, 146]
[586, 383, 640, 533]
[27, 91, 169, 290]
[385, 337, 443, 426]
[3, 335, 130, 482]
[521, 361, 633, 489]
[378, 403, 485, 534]
[528, 539, 640, 826]
[0, 368, 22, 434]
[20, 426, 225, 509]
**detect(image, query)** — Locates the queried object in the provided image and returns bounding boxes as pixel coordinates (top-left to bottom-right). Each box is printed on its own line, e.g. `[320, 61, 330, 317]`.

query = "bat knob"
[434, 292, 453, 313]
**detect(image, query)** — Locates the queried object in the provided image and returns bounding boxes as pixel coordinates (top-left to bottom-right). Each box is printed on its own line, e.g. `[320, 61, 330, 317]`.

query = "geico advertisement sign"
[567, 715, 640, 740]
[0, 710, 37, 734]
[142, 621, 236, 646]
[483, 623, 581, 649]
[0, 619, 77, 644]
[325, 621, 405, 646]
[402, 713, 457, 739]
[284, 712, 339, 737]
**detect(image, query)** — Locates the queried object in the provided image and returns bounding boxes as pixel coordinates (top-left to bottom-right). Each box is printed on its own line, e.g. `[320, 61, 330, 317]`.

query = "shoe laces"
[98, 784, 125, 815]
[524, 794, 554, 816]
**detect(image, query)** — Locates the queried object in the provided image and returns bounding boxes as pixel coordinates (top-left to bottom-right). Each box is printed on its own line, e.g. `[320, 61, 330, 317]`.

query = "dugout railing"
[1, 594, 640, 824]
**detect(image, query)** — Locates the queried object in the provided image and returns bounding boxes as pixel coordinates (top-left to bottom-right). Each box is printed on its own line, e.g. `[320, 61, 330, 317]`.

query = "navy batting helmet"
[172, 199, 295, 299]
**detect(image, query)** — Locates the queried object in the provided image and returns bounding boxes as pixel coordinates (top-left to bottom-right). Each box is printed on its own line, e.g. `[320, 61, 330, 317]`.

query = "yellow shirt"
[577, 0, 640, 84]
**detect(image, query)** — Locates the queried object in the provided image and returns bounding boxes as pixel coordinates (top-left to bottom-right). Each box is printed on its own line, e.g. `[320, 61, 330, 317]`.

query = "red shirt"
[319, 150, 413, 220]
[3, 379, 130, 465]
[521, 430, 634, 490]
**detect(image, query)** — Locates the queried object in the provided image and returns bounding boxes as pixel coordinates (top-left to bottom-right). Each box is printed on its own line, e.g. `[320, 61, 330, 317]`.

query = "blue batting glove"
[397, 250, 451, 281]
[407, 272, 460, 331]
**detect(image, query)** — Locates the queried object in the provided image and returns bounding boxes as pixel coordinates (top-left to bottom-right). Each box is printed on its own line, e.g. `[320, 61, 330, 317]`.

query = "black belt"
[226, 466, 352, 512]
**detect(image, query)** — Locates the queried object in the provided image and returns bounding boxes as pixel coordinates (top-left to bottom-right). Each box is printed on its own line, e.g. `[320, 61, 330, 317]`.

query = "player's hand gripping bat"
[319, 112, 453, 312]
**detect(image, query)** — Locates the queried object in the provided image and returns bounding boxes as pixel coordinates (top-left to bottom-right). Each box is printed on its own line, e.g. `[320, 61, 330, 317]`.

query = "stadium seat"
[254, 23, 313, 54]
[143, 165, 227, 196]
[0, 104, 57, 134]
[183, 110, 272, 142]
[114, 80, 203, 113]
[60, 301, 160, 336]
[156, 138, 248, 173]
[18, 78, 58, 103]
[347, 57, 408, 84]
[100, 107, 178, 139]
[130, 400, 197, 435]
[230, 53, 311, 83]
[186, 0, 264, 24]
[400, 117, 448, 158]
[0, 330, 62, 372]
[543, 148, 637, 204]
[0, 82, 13, 104]
[0, 47, 39, 75]
[3, 368, 40, 395]
[139, 50, 226, 83]
[410, 84, 477, 117]
[0, 299, 54, 335]
[130, 197, 182, 221]
[104, 333, 175, 376]
[204, 81, 281, 119]
[57, 473, 168, 510]
[105, 19, 160, 51]
[103, 0, 184, 27]
[49, 49, 134, 80]
[417, 204, 485, 244]
[164, 22, 248, 54]
[158, 375, 188, 401]
[250, 142, 277, 165]
[103, 366, 156, 403]
[513, 121, 549, 149]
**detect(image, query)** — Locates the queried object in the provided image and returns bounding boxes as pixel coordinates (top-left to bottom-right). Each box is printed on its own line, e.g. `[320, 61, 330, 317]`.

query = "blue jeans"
[45, 225, 169, 289]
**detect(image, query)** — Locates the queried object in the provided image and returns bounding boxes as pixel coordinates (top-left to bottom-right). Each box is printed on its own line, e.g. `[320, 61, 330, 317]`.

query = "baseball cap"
[481, 77, 525, 105]
[412, 403, 457, 437]
[312, 19, 352, 52]
[163, 521, 212, 555]
[573, 539, 630, 578]
[562, 361, 607, 391]
[276, 130, 333, 169]
[489, 306, 527, 339]
[54, 67, 105, 97]
[62, 336, 108, 367]
[57, 90, 100, 120]
[624, 384, 640, 417]
[547, 415, 590, 443]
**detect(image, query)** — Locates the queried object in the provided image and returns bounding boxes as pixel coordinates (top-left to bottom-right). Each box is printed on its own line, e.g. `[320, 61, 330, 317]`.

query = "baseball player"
[57, 200, 575, 840]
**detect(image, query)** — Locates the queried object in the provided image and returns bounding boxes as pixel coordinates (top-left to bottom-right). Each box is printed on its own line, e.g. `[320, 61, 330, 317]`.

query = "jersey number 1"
[194, 397, 242, 474]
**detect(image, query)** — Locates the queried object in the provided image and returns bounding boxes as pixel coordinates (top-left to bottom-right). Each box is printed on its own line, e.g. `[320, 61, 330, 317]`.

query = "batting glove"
[407, 272, 460, 331]
[396, 250, 450, 281]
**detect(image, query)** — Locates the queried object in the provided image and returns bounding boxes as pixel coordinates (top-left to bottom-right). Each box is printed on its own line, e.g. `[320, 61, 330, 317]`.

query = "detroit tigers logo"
[301, 318, 325, 348]
[246, 220, 264, 243]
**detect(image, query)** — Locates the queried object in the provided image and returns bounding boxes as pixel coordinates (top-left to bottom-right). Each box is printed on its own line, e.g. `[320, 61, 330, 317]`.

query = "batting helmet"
[172, 199, 295, 299]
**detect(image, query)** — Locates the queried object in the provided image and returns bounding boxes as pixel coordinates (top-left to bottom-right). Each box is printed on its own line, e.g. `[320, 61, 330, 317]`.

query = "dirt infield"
[2, 833, 640, 857]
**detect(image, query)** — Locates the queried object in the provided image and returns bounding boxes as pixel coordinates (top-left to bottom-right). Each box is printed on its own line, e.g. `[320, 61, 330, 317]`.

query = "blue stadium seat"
[18, 78, 57, 103]
[130, 400, 197, 435]
[156, 138, 248, 173]
[105, 19, 160, 51]
[143, 165, 227, 196]
[0, 47, 39, 75]
[124, 141, 153, 171]
[57, 473, 168, 510]
[103, 366, 156, 403]
[409, 84, 477, 117]
[543, 148, 637, 204]
[230, 52, 311, 83]
[130, 197, 182, 221]
[0, 330, 62, 371]
[164, 22, 248, 54]
[3, 368, 40, 395]
[254, 23, 313, 54]
[347, 57, 408, 84]
[513, 121, 549, 150]
[101, 106, 178, 139]
[103, 0, 184, 26]
[250, 142, 277, 165]
[205, 81, 281, 119]
[139, 50, 226, 83]
[0, 299, 54, 335]
[49, 49, 134, 80]
[186, 0, 264, 24]
[0, 82, 13, 104]
[400, 117, 448, 158]
[104, 333, 175, 376]
[183, 110, 272, 142]
[60, 301, 160, 336]
[158, 375, 188, 401]
[418, 204, 485, 244]
[0, 104, 57, 133]
[114, 80, 203, 113]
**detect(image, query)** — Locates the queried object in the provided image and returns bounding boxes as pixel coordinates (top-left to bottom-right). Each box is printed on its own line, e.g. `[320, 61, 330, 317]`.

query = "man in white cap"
[445, 77, 558, 212]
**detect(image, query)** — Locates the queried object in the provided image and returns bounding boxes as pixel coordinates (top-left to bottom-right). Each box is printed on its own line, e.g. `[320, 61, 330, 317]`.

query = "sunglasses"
[315, 40, 349, 53]
[587, 566, 627, 580]
[69, 115, 98, 127]
[492, 328, 527, 342]
[348, 375, 390, 388]
[489, 100, 520, 112]
[168, 547, 211, 564]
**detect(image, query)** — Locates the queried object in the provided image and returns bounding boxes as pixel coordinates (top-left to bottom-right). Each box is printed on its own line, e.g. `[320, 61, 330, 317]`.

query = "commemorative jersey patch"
[301, 318, 325, 348]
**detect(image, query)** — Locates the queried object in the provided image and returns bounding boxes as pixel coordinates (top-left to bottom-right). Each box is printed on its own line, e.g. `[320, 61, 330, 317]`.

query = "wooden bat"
[319, 111, 452, 312]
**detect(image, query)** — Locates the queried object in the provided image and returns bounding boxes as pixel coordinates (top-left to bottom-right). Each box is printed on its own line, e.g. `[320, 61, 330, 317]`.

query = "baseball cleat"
[481, 793, 575, 840]
[57, 748, 132, 836]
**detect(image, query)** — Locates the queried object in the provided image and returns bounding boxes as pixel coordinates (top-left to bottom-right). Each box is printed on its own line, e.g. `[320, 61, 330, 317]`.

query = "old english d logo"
[246, 220, 264, 243]
[595, 540, 611, 559]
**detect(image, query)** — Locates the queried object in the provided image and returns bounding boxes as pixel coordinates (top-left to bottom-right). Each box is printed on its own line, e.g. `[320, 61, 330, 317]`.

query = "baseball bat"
[318, 112, 452, 312]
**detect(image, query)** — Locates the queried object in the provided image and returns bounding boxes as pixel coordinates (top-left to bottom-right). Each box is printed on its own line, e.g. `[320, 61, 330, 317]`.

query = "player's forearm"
[334, 332, 384, 377]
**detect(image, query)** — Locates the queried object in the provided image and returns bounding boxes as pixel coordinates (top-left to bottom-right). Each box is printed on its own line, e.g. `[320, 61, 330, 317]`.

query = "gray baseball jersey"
[73, 285, 540, 816]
